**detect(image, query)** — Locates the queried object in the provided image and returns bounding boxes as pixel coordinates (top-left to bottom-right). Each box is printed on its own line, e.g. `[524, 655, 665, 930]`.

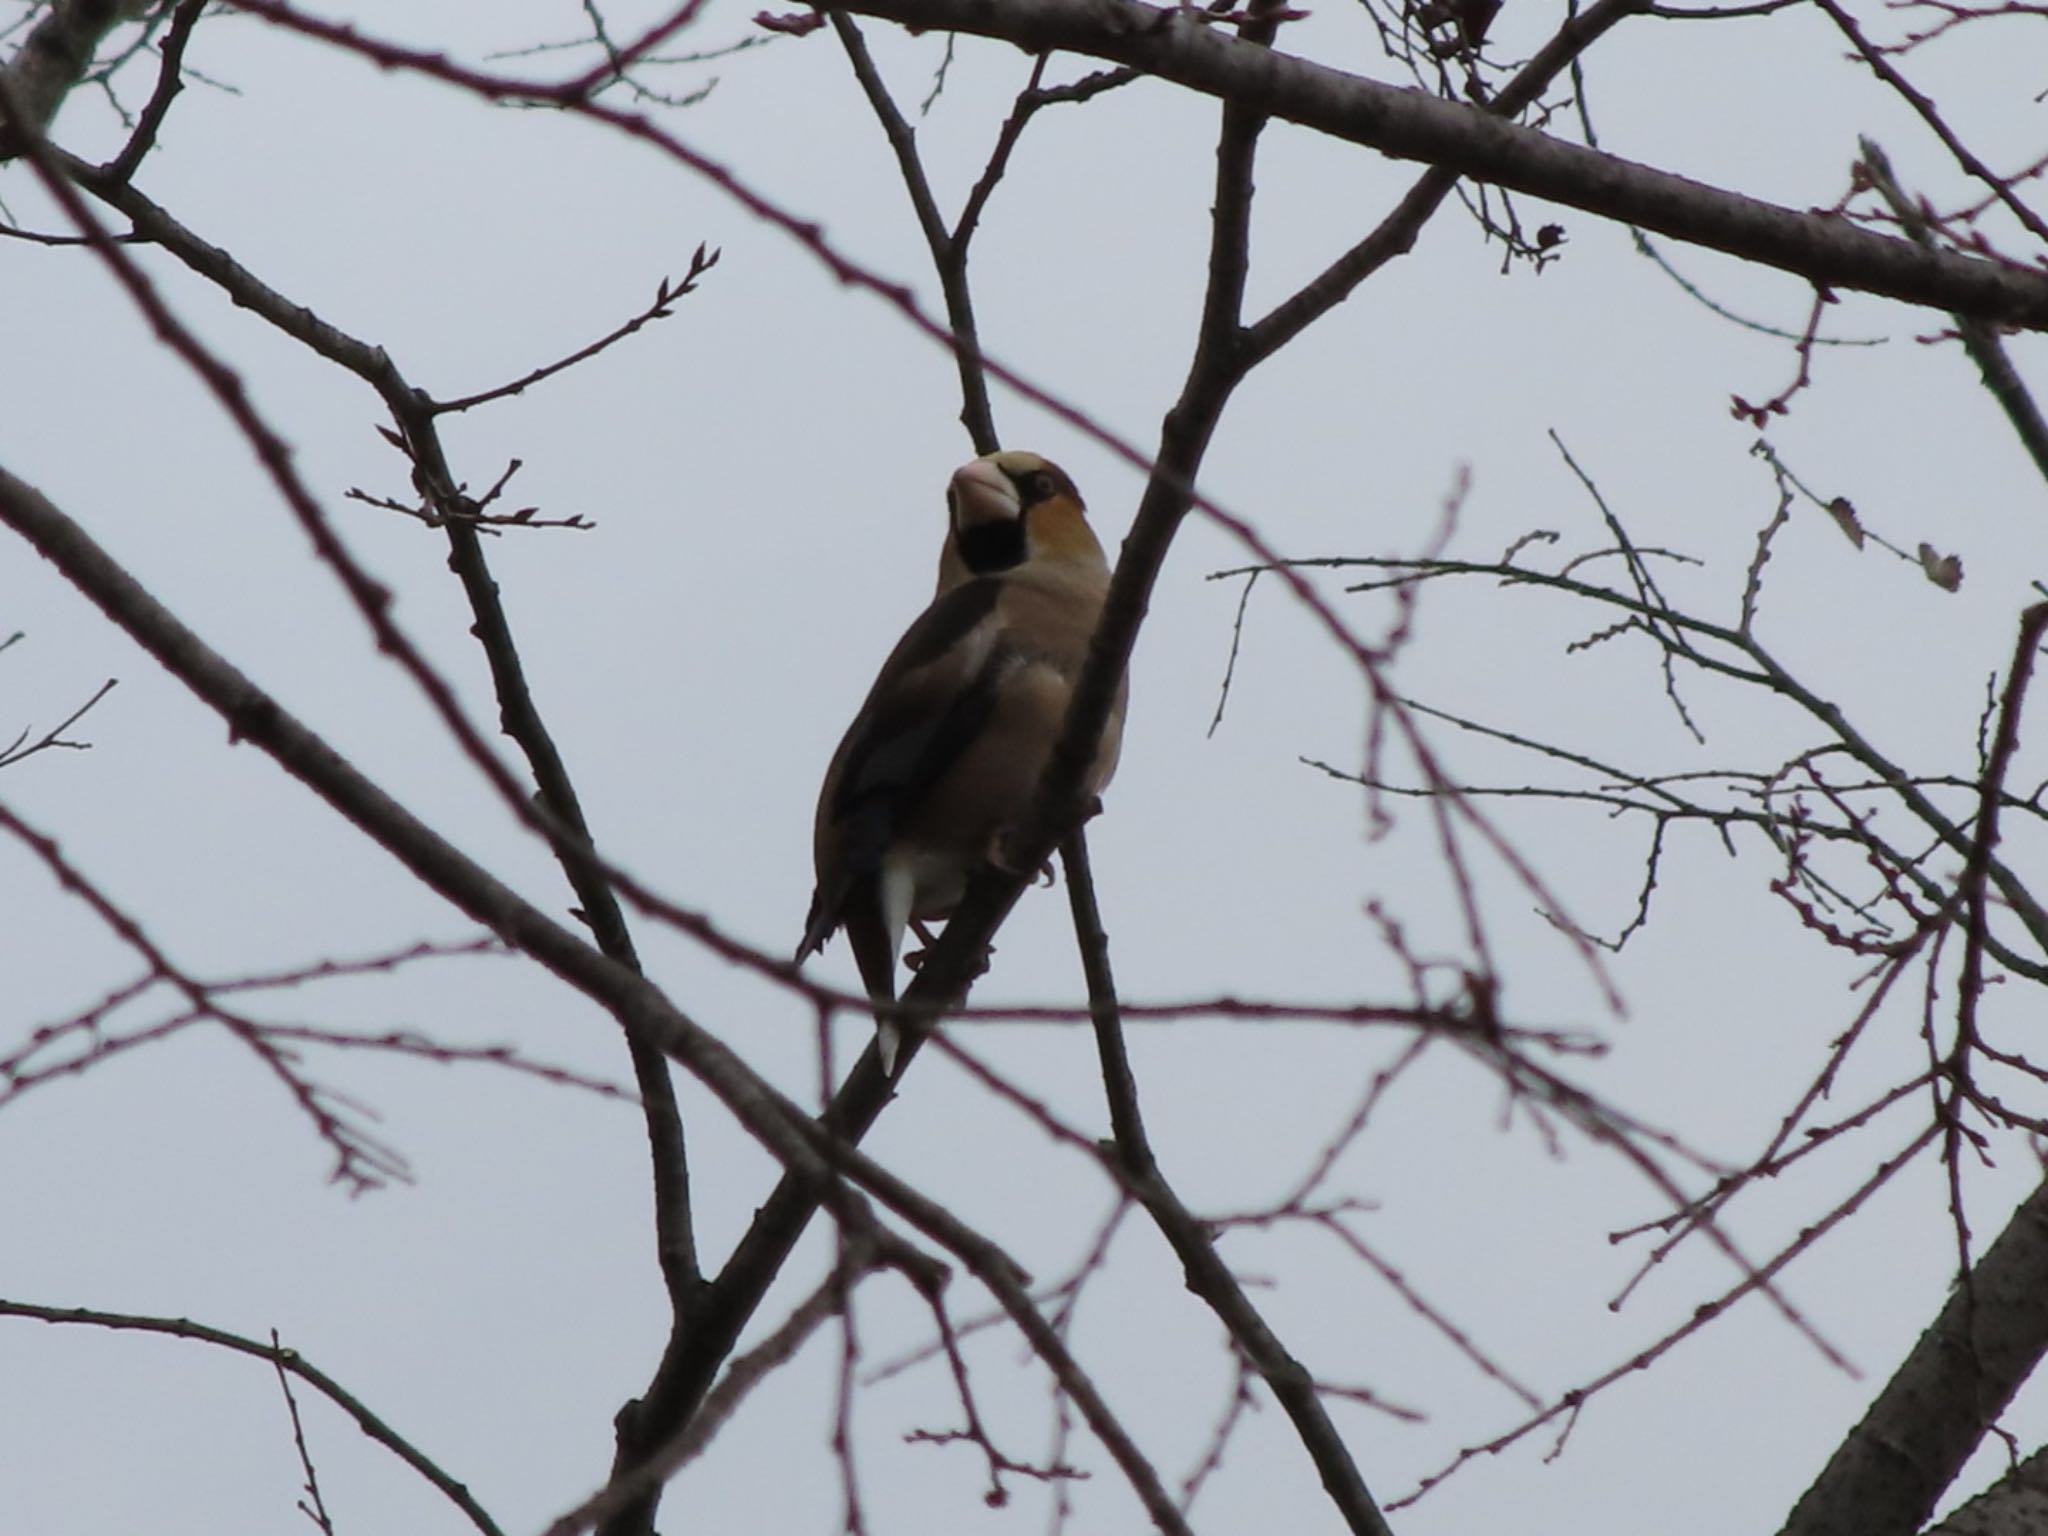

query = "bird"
[795, 450, 1126, 1074]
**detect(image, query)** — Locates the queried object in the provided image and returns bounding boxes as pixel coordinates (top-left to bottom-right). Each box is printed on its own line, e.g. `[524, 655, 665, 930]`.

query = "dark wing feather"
[798, 579, 1003, 961]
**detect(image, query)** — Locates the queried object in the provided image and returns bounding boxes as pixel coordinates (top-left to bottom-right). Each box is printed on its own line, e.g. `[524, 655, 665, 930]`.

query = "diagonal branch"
[1859, 139, 2048, 487]
[1953, 602, 2048, 1071]
[102, 0, 205, 183]
[431, 249, 717, 415]
[631, 6, 1633, 1516]
[1923, 1443, 2048, 1536]
[1063, 830, 1398, 1536]
[1776, 1174, 2048, 1536]
[0, 1297, 504, 1536]
[0, 0, 135, 156]
[0, 463, 1188, 1536]
[1244, 0, 1646, 365]
[270, 1327, 337, 1536]
[587, 4, 1301, 1521]
[834, 0, 2048, 328]
[831, 8, 1005, 452]
[0, 673, 115, 769]
[41, 130, 710, 1325]
[546, 1268, 849, 1536]
[1307, 550, 2048, 962]
[1817, 1, 2048, 248]
[0, 797, 413, 1190]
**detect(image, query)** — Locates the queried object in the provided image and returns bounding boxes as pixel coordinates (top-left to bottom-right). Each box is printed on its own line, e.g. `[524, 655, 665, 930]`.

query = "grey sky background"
[5, 1, 2047, 1532]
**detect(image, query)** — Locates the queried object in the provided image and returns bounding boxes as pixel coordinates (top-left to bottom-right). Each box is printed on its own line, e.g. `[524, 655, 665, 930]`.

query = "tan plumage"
[796, 451, 1125, 1072]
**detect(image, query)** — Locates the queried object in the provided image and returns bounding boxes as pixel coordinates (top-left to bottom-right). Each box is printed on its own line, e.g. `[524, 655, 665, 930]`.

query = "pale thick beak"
[949, 456, 1021, 531]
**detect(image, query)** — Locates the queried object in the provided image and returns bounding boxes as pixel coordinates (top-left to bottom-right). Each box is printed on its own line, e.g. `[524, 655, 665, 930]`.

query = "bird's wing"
[798, 579, 1006, 960]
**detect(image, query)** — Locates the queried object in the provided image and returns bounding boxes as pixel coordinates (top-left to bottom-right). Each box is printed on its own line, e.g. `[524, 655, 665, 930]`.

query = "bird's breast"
[893, 651, 1122, 910]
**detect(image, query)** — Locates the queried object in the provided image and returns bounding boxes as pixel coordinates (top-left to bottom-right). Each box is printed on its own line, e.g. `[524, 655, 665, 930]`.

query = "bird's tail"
[798, 877, 910, 1077]
[794, 881, 840, 965]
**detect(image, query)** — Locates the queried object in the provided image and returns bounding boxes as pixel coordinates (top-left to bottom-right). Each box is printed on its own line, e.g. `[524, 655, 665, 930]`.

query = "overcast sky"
[5, 2, 2048, 1533]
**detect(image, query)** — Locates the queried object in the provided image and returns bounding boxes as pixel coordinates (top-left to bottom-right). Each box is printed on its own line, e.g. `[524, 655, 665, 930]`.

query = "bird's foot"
[986, 828, 1057, 887]
[902, 936, 994, 978]
[902, 918, 942, 973]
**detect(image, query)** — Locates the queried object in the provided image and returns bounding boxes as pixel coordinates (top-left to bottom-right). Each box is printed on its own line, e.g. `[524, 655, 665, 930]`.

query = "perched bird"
[796, 451, 1126, 1072]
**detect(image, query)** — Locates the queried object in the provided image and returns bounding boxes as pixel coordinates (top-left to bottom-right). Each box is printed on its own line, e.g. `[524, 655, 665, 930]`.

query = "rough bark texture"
[1926, 1447, 2048, 1536]
[0, 0, 136, 155]
[1780, 1179, 2048, 1536]
[839, 0, 2048, 329]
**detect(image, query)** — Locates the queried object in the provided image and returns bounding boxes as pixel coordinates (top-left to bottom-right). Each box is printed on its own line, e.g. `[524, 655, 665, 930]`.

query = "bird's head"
[941, 451, 1106, 586]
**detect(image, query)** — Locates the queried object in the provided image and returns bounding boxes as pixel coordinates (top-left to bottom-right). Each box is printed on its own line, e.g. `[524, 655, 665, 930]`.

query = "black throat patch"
[956, 518, 1027, 574]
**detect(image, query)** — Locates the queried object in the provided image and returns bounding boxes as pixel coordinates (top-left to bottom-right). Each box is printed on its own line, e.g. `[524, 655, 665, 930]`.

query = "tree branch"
[1306, 550, 2048, 963]
[0, 461, 1188, 1536]
[0, 0, 136, 157]
[49, 130, 712, 1334]
[1817, 1, 2048, 248]
[834, 0, 2048, 328]
[0, 1297, 504, 1536]
[1242, 0, 1646, 366]
[101, 0, 203, 183]
[1777, 1175, 2048, 1536]
[546, 1270, 848, 1536]
[1923, 1443, 2048, 1536]
[1064, 830, 1398, 1536]
[830, 10, 1001, 452]
[1859, 139, 2048, 487]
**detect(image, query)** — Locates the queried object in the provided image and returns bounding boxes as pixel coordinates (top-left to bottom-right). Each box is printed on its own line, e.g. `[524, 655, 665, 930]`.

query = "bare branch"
[270, 1329, 338, 1536]
[1923, 1443, 2048, 1536]
[1817, 3, 2048, 247]
[1777, 1176, 2048, 1536]
[1403, 1123, 1936, 1510]
[28, 85, 718, 1416]
[543, 1258, 863, 1536]
[0, 464, 1193, 1536]
[0, 0, 141, 157]
[1860, 140, 2048, 486]
[431, 248, 719, 415]
[828, 0, 2048, 329]
[101, 0, 204, 182]
[0, 1298, 504, 1536]
[0, 674, 114, 769]
[831, 9, 1003, 451]
[1063, 829, 1399, 1536]
[0, 797, 413, 1190]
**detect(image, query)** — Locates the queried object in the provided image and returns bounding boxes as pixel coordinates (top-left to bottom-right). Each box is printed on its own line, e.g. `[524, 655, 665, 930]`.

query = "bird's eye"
[1023, 471, 1056, 504]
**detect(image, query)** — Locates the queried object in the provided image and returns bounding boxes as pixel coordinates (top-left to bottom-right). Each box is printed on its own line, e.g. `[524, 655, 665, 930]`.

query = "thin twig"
[0, 675, 115, 768]
[1820, 5, 2048, 247]
[831, 10, 1000, 450]
[1064, 823, 1400, 1536]
[1860, 138, 2048, 486]
[101, 0, 206, 183]
[0, 1300, 502, 1536]
[271, 1328, 338, 1535]
[431, 248, 718, 414]
[0, 798, 411, 1190]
